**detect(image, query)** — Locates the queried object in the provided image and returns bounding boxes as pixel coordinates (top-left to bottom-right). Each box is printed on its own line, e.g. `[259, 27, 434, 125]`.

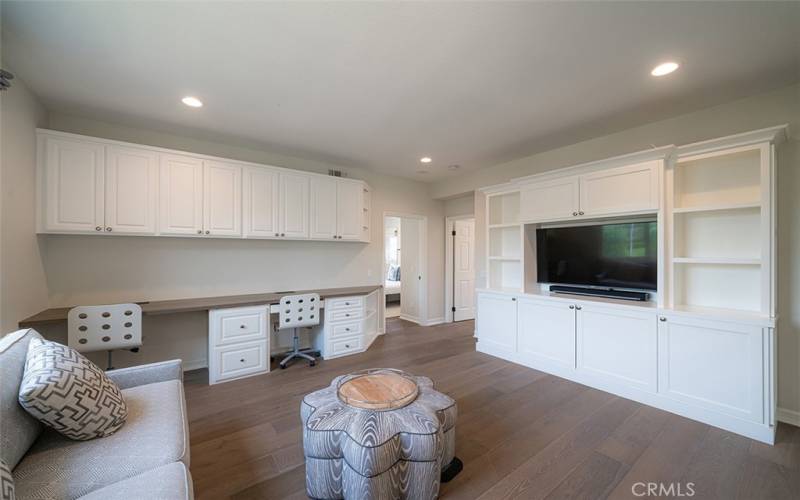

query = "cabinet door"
[159, 154, 204, 235]
[337, 180, 363, 240]
[579, 161, 660, 217]
[279, 173, 309, 238]
[105, 146, 158, 235]
[657, 314, 764, 423]
[42, 136, 105, 233]
[517, 298, 575, 369]
[243, 167, 279, 238]
[476, 293, 517, 353]
[203, 160, 242, 237]
[519, 177, 580, 222]
[309, 176, 338, 240]
[576, 304, 657, 392]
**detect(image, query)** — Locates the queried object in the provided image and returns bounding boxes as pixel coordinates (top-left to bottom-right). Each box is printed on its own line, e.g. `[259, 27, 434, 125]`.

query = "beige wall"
[433, 83, 800, 417]
[31, 113, 445, 368]
[0, 74, 49, 333]
[443, 193, 475, 218]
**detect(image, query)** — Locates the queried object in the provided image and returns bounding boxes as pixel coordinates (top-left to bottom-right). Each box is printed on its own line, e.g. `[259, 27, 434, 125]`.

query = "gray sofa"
[1, 329, 193, 500]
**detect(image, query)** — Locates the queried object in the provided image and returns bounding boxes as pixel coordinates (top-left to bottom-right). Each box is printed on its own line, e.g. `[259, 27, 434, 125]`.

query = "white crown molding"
[677, 124, 789, 158]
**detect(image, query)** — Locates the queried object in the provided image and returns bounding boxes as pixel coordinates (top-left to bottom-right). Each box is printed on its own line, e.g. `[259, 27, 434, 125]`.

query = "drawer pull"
[240, 358, 245, 363]
[345, 328, 350, 331]
[659, 317, 667, 322]
[345, 302, 350, 305]
[345, 344, 350, 348]
[569, 305, 575, 310]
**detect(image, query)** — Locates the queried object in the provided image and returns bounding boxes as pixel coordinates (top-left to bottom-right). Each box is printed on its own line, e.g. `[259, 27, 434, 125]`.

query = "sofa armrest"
[106, 359, 183, 389]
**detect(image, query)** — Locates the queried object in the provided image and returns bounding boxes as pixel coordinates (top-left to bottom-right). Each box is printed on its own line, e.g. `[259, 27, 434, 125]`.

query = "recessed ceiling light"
[420, 157, 432, 163]
[651, 62, 679, 77]
[181, 96, 203, 107]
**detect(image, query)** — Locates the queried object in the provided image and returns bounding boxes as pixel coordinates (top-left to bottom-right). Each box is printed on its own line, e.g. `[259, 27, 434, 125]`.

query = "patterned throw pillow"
[1, 459, 14, 500]
[18, 338, 127, 441]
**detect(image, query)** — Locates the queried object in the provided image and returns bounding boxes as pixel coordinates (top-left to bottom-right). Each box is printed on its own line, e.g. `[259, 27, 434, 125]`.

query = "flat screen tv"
[536, 221, 657, 291]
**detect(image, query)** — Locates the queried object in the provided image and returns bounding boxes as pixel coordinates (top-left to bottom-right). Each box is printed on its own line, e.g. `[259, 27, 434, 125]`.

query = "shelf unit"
[486, 190, 523, 291]
[668, 136, 777, 315]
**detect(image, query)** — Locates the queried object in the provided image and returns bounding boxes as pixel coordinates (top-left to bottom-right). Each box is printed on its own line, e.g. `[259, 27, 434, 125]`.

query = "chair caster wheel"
[280, 364, 287, 369]
[309, 361, 316, 367]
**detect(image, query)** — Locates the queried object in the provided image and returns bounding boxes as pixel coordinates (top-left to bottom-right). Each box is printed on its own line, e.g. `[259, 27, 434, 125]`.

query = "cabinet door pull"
[579, 211, 585, 215]
[275, 233, 279, 237]
[281, 233, 285, 237]
[659, 316, 667, 322]
[572, 212, 578, 216]
[95, 226, 102, 231]
[197, 230, 203, 234]
[205, 230, 210, 235]
[240, 324, 246, 329]
[511, 297, 516, 301]
[575, 305, 582, 310]
[569, 305, 575, 309]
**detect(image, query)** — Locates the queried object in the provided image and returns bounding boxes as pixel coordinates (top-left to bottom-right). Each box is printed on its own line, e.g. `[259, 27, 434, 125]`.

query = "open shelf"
[489, 225, 521, 260]
[488, 256, 521, 261]
[488, 192, 520, 226]
[488, 259, 522, 291]
[674, 148, 761, 209]
[673, 257, 761, 265]
[673, 263, 761, 312]
[672, 202, 760, 214]
[488, 222, 520, 229]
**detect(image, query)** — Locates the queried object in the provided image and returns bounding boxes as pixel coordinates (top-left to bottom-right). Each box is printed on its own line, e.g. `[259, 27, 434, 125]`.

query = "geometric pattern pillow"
[1, 459, 14, 500]
[17, 338, 127, 441]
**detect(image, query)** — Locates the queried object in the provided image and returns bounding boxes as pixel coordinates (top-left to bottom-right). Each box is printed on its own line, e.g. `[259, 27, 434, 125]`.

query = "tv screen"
[536, 221, 657, 291]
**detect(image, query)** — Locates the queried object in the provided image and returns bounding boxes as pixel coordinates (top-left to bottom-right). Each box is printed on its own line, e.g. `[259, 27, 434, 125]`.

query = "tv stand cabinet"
[477, 125, 786, 444]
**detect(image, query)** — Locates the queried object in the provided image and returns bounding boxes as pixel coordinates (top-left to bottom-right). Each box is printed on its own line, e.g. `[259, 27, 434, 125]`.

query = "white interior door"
[400, 217, 421, 322]
[453, 218, 475, 321]
[105, 145, 158, 235]
[203, 160, 242, 237]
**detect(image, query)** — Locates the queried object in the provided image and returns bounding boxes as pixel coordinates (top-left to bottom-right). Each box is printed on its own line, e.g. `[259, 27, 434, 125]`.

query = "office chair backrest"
[278, 293, 321, 330]
[67, 303, 143, 353]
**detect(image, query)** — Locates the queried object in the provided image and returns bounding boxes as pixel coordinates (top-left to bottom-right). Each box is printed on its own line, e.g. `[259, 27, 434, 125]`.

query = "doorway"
[383, 213, 427, 325]
[446, 216, 476, 322]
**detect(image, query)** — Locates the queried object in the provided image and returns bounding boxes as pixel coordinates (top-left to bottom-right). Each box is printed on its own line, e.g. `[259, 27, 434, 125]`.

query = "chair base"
[278, 328, 319, 369]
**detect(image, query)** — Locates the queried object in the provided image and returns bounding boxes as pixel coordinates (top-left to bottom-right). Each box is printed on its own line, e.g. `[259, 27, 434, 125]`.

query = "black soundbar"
[549, 285, 650, 302]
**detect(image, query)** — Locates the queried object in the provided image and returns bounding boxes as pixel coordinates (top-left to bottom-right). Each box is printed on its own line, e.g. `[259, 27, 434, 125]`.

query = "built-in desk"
[18, 285, 382, 328]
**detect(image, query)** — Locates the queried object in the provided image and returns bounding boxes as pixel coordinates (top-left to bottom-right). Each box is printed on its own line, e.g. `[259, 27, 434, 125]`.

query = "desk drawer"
[329, 308, 364, 322]
[211, 341, 268, 383]
[329, 336, 363, 357]
[210, 306, 268, 347]
[327, 296, 364, 310]
[331, 321, 363, 339]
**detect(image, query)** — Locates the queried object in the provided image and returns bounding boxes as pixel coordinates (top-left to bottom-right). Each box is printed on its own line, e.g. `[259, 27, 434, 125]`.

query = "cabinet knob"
[575, 305, 582, 310]
[572, 212, 578, 216]
[240, 324, 246, 329]
[95, 226, 102, 231]
[197, 230, 203, 235]
[345, 313, 350, 317]
[659, 316, 667, 322]
[345, 344, 350, 348]
[345, 328, 350, 331]
[579, 211, 585, 216]
[240, 358, 245, 363]
[205, 230, 210, 235]
[511, 297, 516, 301]
[105, 227, 112, 232]
[333, 235, 337, 239]
[275, 233, 279, 237]
[281, 233, 285, 237]
[569, 305, 575, 309]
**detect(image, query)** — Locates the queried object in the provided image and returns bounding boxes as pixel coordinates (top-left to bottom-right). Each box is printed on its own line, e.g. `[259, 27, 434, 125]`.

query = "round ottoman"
[301, 369, 459, 499]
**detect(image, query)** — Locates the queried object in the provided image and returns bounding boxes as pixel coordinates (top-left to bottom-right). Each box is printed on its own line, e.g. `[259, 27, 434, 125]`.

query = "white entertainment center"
[476, 125, 786, 444]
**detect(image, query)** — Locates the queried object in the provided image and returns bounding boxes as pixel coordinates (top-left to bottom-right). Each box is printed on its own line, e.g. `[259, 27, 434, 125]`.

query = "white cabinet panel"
[517, 298, 575, 369]
[337, 181, 363, 240]
[210, 341, 268, 384]
[42, 136, 105, 232]
[209, 305, 268, 347]
[476, 293, 517, 353]
[658, 314, 764, 423]
[203, 160, 241, 237]
[310, 176, 338, 240]
[519, 177, 579, 222]
[279, 173, 309, 238]
[159, 154, 203, 236]
[580, 161, 660, 216]
[243, 167, 279, 238]
[105, 146, 158, 235]
[577, 305, 657, 392]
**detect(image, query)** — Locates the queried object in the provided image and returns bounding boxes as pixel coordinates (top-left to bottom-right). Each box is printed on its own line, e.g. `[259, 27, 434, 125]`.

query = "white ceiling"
[3, 1, 799, 182]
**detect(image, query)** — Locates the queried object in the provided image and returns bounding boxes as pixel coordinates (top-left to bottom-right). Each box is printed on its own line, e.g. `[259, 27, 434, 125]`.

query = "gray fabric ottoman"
[301, 369, 457, 499]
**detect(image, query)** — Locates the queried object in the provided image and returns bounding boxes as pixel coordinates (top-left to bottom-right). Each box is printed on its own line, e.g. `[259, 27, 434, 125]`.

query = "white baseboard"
[777, 407, 800, 427]
[399, 314, 419, 324]
[183, 359, 208, 371]
[422, 317, 445, 327]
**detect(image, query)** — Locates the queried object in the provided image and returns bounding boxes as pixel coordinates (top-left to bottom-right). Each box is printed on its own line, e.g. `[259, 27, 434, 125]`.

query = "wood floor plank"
[185, 318, 800, 500]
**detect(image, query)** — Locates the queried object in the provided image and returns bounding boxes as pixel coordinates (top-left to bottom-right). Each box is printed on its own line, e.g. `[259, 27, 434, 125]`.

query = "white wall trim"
[423, 317, 445, 327]
[445, 215, 476, 323]
[383, 211, 429, 326]
[777, 407, 800, 427]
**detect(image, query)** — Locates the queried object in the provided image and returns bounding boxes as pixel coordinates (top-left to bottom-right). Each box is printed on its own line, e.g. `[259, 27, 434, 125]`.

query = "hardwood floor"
[185, 318, 800, 499]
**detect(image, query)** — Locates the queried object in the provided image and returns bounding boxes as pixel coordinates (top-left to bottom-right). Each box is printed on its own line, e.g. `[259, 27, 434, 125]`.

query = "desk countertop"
[18, 285, 382, 328]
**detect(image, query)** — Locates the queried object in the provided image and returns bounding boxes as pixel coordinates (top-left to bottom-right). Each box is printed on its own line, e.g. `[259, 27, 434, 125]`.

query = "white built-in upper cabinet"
[519, 160, 660, 223]
[203, 161, 242, 237]
[37, 130, 370, 242]
[159, 154, 204, 236]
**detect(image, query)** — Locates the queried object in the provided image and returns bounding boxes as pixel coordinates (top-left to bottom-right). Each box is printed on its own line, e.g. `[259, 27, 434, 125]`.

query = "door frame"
[445, 215, 476, 323]
[382, 211, 428, 326]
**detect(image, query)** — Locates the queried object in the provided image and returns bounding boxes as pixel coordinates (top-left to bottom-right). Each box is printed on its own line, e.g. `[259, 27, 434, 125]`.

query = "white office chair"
[278, 293, 320, 369]
[67, 303, 143, 370]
